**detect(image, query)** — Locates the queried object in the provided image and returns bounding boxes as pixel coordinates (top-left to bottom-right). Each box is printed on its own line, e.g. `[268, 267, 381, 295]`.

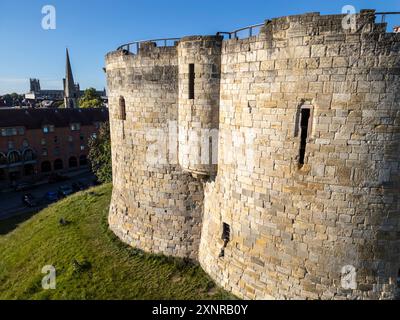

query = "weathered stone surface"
[106, 11, 400, 300]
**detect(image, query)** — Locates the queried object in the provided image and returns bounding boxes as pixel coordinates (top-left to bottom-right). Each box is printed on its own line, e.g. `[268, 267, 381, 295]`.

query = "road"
[0, 171, 96, 221]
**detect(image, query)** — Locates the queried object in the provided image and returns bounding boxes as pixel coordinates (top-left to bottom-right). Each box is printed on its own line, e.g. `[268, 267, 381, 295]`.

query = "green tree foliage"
[52, 100, 64, 108]
[2, 93, 23, 106]
[88, 122, 112, 183]
[79, 88, 103, 108]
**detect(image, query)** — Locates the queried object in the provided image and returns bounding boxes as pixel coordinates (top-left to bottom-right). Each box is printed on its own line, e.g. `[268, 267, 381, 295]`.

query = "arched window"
[23, 148, 35, 162]
[8, 150, 21, 164]
[41, 161, 52, 173]
[54, 159, 64, 171]
[79, 155, 88, 166]
[118, 96, 126, 120]
[69, 156, 78, 168]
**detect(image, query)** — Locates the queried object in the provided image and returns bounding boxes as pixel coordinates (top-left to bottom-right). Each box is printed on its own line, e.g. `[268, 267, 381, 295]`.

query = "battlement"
[106, 10, 400, 300]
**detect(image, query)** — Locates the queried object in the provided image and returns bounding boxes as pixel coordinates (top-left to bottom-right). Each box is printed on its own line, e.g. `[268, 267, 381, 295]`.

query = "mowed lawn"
[0, 184, 234, 300]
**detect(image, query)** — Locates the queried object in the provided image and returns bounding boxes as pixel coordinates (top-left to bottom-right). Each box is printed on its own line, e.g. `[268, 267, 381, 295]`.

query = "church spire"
[65, 48, 75, 95]
[63, 48, 79, 108]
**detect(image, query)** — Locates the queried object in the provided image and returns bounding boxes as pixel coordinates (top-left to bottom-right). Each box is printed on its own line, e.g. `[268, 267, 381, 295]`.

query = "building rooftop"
[0, 108, 109, 129]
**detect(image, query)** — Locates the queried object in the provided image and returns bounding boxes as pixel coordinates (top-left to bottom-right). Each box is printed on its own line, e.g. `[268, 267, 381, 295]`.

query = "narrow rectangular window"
[299, 108, 310, 166]
[188, 63, 195, 99]
[222, 223, 230, 242]
[219, 222, 231, 258]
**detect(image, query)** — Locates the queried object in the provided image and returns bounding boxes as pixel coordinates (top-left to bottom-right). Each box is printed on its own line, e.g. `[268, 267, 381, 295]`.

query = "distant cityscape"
[0, 49, 108, 109]
[0, 48, 109, 187]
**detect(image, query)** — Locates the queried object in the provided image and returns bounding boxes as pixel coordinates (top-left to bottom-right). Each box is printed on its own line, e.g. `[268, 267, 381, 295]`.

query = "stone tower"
[106, 10, 400, 299]
[63, 48, 79, 108]
[29, 78, 41, 93]
[177, 36, 222, 177]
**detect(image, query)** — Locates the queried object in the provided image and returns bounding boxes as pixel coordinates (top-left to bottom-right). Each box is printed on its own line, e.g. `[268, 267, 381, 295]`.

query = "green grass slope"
[0, 184, 234, 300]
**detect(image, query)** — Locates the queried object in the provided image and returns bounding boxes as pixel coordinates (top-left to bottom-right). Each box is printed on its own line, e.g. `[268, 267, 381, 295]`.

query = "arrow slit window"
[188, 64, 195, 100]
[119, 96, 126, 120]
[298, 106, 312, 167]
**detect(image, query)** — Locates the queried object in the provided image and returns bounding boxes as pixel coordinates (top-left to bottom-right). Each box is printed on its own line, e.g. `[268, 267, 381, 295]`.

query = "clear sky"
[0, 0, 399, 95]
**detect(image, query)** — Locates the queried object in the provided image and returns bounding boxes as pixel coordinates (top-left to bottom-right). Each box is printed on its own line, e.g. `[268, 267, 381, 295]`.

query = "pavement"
[0, 170, 96, 221]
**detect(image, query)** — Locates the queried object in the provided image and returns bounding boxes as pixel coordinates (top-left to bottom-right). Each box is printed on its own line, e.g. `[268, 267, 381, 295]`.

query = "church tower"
[63, 48, 79, 108]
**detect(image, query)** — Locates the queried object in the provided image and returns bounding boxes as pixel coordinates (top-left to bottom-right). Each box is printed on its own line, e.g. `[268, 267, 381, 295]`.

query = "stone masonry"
[105, 10, 400, 299]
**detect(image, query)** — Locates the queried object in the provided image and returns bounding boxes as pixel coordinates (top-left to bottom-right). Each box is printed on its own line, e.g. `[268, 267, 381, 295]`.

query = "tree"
[3, 93, 23, 106]
[52, 100, 64, 108]
[79, 88, 103, 108]
[88, 122, 112, 183]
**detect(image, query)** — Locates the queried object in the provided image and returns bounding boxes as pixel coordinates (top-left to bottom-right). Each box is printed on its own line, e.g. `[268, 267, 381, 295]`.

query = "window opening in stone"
[119, 96, 126, 120]
[188, 64, 195, 100]
[222, 223, 230, 242]
[219, 223, 230, 258]
[298, 108, 310, 167]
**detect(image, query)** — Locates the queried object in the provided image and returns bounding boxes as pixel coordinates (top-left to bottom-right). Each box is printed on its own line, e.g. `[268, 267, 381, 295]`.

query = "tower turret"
[177, 36, 223, 177]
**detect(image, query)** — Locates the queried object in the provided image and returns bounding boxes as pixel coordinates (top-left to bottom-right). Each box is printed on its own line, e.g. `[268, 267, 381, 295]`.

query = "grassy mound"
[0, 184, 234, 300]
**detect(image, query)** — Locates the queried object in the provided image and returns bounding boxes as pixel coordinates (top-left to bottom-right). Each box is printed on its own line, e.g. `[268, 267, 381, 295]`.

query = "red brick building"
[0, 108, 108, 184]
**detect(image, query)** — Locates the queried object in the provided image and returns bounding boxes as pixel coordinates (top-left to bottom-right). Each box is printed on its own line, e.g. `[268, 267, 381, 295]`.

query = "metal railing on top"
[216, 12, 400, 39]
[117, 11, 400, 52]
[216, 23, 265, 40]
[375, 11, 400, 24]
[117, 38, 181, 53]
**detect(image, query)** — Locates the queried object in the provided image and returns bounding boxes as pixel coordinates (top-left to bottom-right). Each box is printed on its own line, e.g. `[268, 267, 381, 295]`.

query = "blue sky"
[0, 0, 399, 95]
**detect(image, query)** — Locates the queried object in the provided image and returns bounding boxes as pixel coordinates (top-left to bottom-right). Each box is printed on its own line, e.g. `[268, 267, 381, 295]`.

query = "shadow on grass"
[0, 210, 40, 235]
[99, 208, 238, 300]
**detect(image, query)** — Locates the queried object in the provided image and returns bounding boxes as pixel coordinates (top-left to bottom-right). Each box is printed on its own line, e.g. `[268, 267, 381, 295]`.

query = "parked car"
[22, 193, 38, 207]
[48, 173, 69, 184]
[72, 181, 86, 192]
[45, 191, 59, 203]
[58, 185, 74, 198]
[14, 182, 33, 192]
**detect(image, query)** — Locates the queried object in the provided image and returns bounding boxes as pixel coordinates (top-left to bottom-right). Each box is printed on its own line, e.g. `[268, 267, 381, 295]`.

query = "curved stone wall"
[107, 10, 400, 299]
[177, 36, 222, 176]
[199, 11, 400, 299]
[106, 46, 204, 260]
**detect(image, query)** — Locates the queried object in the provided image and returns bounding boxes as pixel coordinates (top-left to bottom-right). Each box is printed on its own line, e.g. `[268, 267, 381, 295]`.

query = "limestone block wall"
[199, 11, 400, 299]
[106, 46, 204, 260]
[107, 10, 400, 300]
[178, 36, 222, 176]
